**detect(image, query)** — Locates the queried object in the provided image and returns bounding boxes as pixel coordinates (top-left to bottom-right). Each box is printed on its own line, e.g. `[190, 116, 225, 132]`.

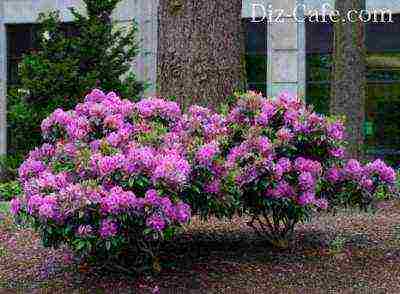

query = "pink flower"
[146, 214, 166, 232]
[38, 203, 56, 219]
[175, 202, 191, 223]
[299, 172, 316, 191]
[99, 219, 118, 238]
[204, 180, 221, 194]
[124, 146, 155, 174]
[315, 198, 328, 210]
[152, 151, 191, 187]
[135, 98, 181, 121]
[226, 144, 248, 167]
[344, 159, 363, 180]
[284, 110, 301, 126]
[365, 159, 396, 184]
[294, 157, 322, 176]
[257, 102, 276, 125]
[277, 128, 294, 143]
[298, 191, 315, 206]
[88, 103, 107, 118]
[276, 158, 292, 173]
[92, 154, 124, 177]
[18, 159, 47, 180]
[266, 181, 294, 199]
[327, 121, 345, 141]
[145, 189, 160, 206]
[326, 167, 342, 184]
[276, 91, 301, 109]
[329, 147, 345, 159]
[196, 142, 219, 166]
[10, 198, 21, 215]
[85, 89, 106, 103]
[257, 136, 271, 155]
[361, 177, 374, 191]
[104, 114, 124, 129]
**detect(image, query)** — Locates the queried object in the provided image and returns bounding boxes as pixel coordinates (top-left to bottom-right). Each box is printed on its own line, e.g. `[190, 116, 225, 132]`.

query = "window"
[305, 20, 333, 115]
[365, 16, 400, 163]
[243, 19, 268, 96]
[6, 24, 38, 86]
[6, 23, 78, 86]
[306, 15, 400, 164]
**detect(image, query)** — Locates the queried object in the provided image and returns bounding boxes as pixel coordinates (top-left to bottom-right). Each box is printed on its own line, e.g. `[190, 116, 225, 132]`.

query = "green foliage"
[0, 202, 10, 215]
[0, 181, 22, 201]
[19, 1, 145, 108]
[5, 88, 42, 178]
[0, 155, 21, 183]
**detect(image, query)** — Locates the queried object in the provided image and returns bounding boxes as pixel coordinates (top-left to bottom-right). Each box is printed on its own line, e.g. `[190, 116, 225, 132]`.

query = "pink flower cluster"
[12, 88, 397, 260]
[221, 91, 395, 211]
[195, 142, 220, 167]
[325, 158, 396, 192]
[14, 89, 196, 254]
[13, 177, 191, 239]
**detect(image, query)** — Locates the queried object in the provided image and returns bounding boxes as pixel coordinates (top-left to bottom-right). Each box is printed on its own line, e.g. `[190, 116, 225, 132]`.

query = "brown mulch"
[1, 201, 400, 293]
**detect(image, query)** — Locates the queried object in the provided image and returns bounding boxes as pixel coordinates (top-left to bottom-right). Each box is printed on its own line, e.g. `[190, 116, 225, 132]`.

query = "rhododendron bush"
[220, 92, 396, 247]
[11, 89, 396, 271]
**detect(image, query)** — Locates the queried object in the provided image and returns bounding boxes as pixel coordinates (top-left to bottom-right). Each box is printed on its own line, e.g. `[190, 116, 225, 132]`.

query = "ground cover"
[1, 200, 400, 293]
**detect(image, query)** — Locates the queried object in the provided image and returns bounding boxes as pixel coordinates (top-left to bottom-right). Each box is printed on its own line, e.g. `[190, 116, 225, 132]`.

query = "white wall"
[242, 0, 306, 98]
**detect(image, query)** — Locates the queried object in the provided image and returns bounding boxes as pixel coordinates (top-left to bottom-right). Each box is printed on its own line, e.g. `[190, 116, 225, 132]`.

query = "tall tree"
[157, 0, 245, 108]
[331, 0, 367, 158]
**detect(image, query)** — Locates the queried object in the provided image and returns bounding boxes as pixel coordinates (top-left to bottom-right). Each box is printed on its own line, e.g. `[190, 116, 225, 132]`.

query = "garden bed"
[1, 200, 400, 293]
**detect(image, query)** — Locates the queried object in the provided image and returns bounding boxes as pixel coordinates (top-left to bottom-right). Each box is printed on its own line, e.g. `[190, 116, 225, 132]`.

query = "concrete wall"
[242, 0, 306, 98]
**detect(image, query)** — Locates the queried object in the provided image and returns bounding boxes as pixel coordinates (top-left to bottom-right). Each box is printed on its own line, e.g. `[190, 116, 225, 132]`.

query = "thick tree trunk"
[157, 0, 245, 108]
[331, 0, 366, 158]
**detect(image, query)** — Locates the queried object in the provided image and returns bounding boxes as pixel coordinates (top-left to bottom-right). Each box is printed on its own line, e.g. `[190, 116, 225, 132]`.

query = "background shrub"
[5, 0, 146, 178]
[5, 88, 42, 180]
[0, 181, 22, 201]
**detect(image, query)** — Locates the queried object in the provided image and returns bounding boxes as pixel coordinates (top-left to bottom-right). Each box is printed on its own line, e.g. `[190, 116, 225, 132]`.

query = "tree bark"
[331, 0, 366, 158]
[157, 0, 245, 108]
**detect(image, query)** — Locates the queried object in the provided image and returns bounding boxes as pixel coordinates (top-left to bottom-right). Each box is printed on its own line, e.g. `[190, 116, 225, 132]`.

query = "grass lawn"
[1, 200, 400, 293]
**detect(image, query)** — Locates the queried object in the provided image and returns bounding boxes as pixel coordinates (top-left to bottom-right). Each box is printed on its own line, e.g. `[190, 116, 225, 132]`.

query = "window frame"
[243, 18, 268, 96]
[305, 16, 400, 162]
[6, 22, 78, 87]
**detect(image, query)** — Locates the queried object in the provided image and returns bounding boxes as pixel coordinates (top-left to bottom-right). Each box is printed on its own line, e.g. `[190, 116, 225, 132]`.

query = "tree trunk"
[157, 0, 245, 108]
[331, 0, 366, 158]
